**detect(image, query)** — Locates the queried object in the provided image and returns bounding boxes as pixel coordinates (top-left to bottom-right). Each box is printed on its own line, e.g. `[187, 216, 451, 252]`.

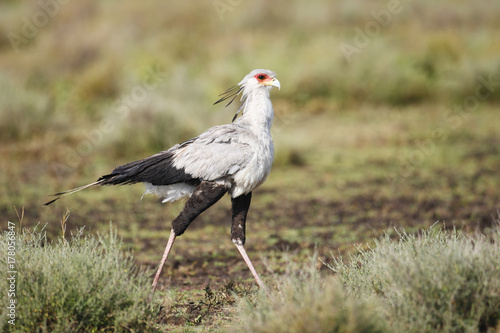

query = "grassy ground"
[1, 0, 500, 331]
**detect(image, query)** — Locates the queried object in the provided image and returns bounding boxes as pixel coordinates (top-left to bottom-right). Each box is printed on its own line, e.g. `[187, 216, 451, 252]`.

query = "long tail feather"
[44, 181, 103, 206]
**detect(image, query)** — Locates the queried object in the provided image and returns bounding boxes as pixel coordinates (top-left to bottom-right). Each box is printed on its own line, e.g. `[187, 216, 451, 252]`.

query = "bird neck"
[237, 88, 274, 132]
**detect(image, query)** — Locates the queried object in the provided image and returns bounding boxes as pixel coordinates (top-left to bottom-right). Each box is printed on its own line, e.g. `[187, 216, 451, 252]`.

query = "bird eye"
[257, 74, 267, 81]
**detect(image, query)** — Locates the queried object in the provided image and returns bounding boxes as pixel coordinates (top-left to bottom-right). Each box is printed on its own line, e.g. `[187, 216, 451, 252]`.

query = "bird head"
[238, 69, 281, 91]
[214, 69, 280, 107]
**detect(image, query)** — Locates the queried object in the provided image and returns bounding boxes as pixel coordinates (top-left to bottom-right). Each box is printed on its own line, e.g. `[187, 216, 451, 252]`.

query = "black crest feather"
[213, 85, 243, 107]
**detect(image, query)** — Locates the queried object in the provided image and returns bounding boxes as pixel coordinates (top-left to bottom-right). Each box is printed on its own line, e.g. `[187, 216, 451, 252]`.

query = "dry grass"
[330, 224, 500, 332]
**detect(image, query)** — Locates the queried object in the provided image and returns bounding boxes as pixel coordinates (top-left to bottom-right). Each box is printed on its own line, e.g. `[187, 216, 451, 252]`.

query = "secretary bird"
[45, 69, 280, 294]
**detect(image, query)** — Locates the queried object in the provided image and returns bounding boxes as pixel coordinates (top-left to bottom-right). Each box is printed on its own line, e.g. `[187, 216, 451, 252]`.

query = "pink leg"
[151, 229, 176, 294]
[234, 243, 266, 290]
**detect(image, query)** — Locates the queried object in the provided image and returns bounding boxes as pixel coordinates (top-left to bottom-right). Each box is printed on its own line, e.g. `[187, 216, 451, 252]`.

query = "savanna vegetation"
[1, 0, 499, 331]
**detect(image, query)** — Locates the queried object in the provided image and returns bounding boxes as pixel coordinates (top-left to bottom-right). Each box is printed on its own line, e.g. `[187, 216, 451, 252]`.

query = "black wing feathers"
[44, 141, 198, 205]
[99, 150, 196, 186]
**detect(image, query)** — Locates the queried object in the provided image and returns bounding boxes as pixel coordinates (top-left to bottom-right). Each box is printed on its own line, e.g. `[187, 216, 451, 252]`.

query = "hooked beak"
[261, 77, 281, 90]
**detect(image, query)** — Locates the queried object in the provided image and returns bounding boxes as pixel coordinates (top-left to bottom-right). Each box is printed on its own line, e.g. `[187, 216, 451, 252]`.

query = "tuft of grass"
[329, 224, 500, 333]
[0, 225, 158, 333]
[230, 254, 389, 333]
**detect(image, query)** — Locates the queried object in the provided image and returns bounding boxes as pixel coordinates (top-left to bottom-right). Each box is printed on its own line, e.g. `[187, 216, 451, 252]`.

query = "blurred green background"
[1, 0, 499, 287]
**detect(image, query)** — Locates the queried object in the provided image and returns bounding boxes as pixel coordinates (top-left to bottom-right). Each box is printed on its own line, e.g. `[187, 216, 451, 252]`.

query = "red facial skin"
[254, 73, 272, 83]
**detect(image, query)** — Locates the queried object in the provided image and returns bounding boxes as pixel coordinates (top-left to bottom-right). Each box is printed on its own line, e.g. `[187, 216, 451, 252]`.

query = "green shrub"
[231, 255, 389, 333]
[0, 225, 156, 332]
[329, 225, 500, 332]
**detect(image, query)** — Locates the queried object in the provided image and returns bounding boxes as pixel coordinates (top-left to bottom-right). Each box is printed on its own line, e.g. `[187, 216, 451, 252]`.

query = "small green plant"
[0, 225, 157, 332]
[231, 254, 389, 333]
[329, 225, 500, 332]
